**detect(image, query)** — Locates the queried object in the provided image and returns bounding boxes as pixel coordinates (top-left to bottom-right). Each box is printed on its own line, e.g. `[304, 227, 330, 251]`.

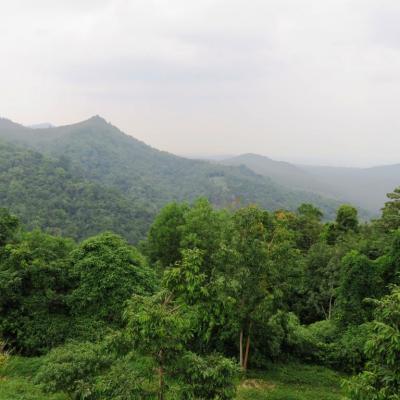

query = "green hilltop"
[0, 116, 342, 242]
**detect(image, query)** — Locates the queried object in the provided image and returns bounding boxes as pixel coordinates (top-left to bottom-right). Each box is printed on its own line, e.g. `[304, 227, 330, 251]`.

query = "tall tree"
[336, 251, 378, 327]
[381, 187, 400, 231]
[344, 286, 400, 399]
[69, 232, 155, 325]
[295, 204, 324, 250]
[231, 206, 276, 369]
[146, 202, 189, 270]
[0, 230, 74, 354]
[124, 290, 194, 400]
[0, 208, 19, 247]
[336, 205, 359, 233]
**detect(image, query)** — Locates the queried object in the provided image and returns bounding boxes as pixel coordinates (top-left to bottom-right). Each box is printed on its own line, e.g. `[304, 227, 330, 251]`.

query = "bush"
[343, 287, 400, 399]
[275, 316, 337, 364]
[0, 340, 8, 369]
[35, 341, 113, 398]
[0, 230, 74, 355]
[177, 352, 239, 400]
[331, 323, 371, 372]
[93, 357, 153, 400]
[69, 233, 156, 325]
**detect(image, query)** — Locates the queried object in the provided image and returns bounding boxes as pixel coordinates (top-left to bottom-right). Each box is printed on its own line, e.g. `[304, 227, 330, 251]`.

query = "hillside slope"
[223, 153, 399, 215]
[0, 141, 153, 242]
[222, 153, 335, 196]
[300, 164, 400, 213]
[0, 117, 341, 224]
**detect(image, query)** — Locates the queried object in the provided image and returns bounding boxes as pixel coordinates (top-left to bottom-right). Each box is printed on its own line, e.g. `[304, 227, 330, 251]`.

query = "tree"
[377, 229, 400, 288]
[179, 198, 228, 275]
[381, 187, 400, 231]
[0, 230, 74, 354]
[178, 352, 238, 400]
[336, 251, 378, 327]
[344, 286, 400, 399]
[146, 202, 189, 270]
[295, 204, 323, 250]
[124, 290, 194, 400]
[231, 206, 276, 369]
[163, 247, 237, 353]
[0, 208, 19, 247]
[304, 242, 339, 322]
[69, 232, 155, 325]
[336, 205, 359, 233]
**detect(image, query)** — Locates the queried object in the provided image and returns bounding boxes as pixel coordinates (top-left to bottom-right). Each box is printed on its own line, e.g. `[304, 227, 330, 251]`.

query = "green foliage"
[1, 356, 344, 400]
[380, 187, 400, 231]
[332, 324, 371, 373]
[336, 205, 359, 233]
[178, 352, 239, 400]
[0, 117, 342, 246]
[303, 242, 338, 322]
[35, 341, 113, 398]
[124, 290, 194, 360]
[91, 357, 153, 400]
[35, 341, 154, 400]
[294, 204, 323, 250]
[336, 251, 378, 327]
[0, 340, 8, 369]
[0, 142, 153, 243]
[0, 230, 74, 354]
[124, 290, 194, 399]
[377, 229, 400, 287]
[344, 286, 400, 399]
[237, 363, 343, 400]
[163, 246, 237, 351]
[231, 205, 275, 368]
[3, 177, 400, 399]
[146, 202, 189, 269]
[0, 208, 19, 247]
[0, 356, 68, 399]
[69, 232, 155, 325]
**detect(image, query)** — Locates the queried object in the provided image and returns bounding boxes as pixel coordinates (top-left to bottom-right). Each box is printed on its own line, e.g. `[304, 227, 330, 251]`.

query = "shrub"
[177, 352, 239, 400]
[35, 341, 113, 398]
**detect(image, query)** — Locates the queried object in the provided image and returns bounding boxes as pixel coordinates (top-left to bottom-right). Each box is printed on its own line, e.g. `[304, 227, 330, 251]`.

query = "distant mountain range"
[28, 122, 55, 129]
[0, 116, 345, 242]
[221, 153, 399, 215]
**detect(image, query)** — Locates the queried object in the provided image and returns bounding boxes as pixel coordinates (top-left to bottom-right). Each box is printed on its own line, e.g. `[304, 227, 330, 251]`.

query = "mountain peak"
[86, 115, 108, 124]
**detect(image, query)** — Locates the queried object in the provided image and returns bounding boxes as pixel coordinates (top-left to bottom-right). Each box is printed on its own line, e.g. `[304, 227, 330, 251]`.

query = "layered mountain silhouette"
[0, 116, 373, 242]
[221, 153, 399, 215]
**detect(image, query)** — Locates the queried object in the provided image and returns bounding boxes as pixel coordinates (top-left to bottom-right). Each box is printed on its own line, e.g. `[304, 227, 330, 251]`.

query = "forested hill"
[222, 153, 400, 215]
[0, 141, 154, 242]
[0, 116, 342, 242]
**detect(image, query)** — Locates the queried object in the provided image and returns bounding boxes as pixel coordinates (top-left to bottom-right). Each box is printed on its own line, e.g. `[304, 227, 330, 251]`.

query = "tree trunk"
[158, 350, 164, 400]
[243, 333, 251, 370]
[328, 295, 333, 320]
[239, 329, 243, 367]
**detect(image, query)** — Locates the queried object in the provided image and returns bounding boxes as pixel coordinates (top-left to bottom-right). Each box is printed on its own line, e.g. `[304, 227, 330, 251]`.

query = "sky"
[1, 0, 400, 167]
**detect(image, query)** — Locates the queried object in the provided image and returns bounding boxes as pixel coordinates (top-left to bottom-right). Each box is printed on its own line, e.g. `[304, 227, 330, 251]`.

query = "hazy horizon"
[2, 0, 400, 167]
[1, 112, 398, 169]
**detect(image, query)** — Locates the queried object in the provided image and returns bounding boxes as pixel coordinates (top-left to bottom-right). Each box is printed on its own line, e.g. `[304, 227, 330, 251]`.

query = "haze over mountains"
[221, 154, 400, 215]
[1, 115, 397, 244]
[0, 116, 344, 243]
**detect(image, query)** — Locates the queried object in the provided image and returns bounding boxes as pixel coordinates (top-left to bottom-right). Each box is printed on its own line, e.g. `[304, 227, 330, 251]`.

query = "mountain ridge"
[222, 153, 399, 214]
[0, 116, 354, 242]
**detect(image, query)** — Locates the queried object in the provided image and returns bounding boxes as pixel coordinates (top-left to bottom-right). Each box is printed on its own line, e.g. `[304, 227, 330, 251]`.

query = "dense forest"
[0, 116, 343, 244]
[1, 183, 400, 399]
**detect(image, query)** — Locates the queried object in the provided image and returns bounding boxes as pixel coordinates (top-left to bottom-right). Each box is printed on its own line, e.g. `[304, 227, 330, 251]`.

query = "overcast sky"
[1, 0, 400, 166]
